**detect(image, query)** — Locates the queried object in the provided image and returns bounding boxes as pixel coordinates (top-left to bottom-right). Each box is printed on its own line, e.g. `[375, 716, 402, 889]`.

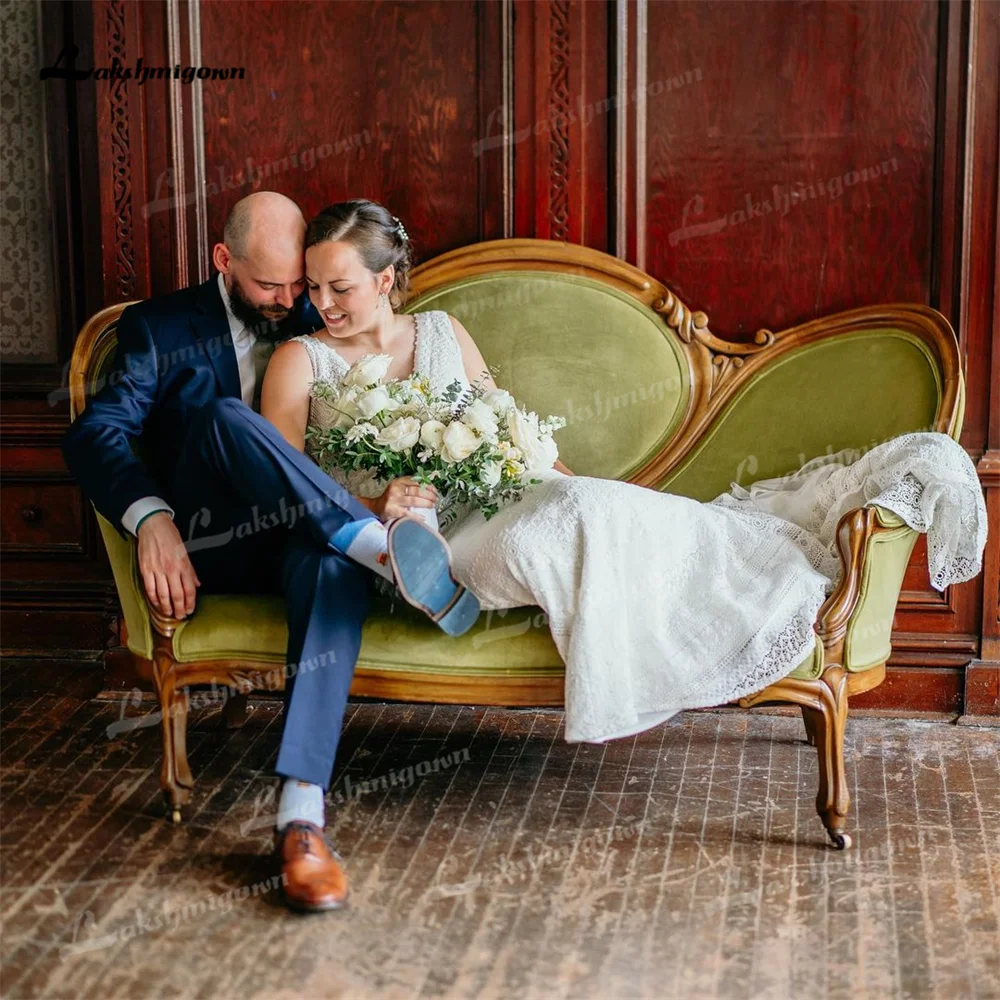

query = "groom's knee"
[191, 397, 267, 446]
[191, 395, 240, 431]
[208, 396, 249, 426]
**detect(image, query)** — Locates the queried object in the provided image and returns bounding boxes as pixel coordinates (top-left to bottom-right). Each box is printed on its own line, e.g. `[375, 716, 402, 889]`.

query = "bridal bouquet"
[304, 354, 566, 528]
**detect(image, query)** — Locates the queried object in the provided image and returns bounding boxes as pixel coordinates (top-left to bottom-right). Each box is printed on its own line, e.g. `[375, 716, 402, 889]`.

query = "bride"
[262, 199, 987, 744]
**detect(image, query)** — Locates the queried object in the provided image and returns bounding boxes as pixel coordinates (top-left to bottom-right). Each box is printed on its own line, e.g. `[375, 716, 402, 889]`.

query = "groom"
[62, 191, 479, 913]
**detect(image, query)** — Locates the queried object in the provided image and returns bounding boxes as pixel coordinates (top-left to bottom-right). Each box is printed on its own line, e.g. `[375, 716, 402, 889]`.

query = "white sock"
[276, 778, 325, 831]
[331, 518, 394, 582]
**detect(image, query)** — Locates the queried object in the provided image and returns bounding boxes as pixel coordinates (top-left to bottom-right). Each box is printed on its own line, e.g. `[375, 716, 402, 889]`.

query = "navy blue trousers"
[172, 397, 375, 789]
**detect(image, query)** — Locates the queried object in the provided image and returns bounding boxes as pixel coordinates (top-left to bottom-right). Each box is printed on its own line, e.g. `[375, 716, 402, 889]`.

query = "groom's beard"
[227, 276, 297, 345]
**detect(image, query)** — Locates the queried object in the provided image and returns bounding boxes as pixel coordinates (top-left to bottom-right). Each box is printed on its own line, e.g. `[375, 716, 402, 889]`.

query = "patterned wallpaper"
[0, 0, 58, 363]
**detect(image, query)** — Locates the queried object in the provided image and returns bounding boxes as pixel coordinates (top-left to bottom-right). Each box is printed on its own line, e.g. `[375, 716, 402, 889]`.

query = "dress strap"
[425, 310, 470, 388]
[290, 333, 347, 383]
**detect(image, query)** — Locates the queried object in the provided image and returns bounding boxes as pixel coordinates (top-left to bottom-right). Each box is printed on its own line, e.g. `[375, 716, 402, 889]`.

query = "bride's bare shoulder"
[267, 337, 314, 378]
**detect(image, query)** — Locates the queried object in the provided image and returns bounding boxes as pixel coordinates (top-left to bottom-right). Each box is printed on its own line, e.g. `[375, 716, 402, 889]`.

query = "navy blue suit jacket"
[62, 276, 322, 540]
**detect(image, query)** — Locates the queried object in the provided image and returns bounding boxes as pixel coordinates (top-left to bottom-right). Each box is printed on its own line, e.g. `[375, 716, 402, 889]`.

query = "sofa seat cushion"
[171, 594, 564, 680]
[169, 592, 823, 686]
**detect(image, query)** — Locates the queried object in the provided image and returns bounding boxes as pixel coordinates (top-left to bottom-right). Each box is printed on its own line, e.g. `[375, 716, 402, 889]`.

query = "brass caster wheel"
[171, 807, 182, 824]
[828, 830, 852, 850]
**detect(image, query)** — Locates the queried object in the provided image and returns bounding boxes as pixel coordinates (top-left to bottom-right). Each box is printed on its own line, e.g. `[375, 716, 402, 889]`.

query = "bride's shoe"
[385, 516, 481, 636]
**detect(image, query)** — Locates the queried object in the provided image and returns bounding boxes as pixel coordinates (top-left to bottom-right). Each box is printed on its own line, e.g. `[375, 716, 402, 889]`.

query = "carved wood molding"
[104, 0, 136, 302]
[547, 0, 571, 240]
[649, 290, 777, 396]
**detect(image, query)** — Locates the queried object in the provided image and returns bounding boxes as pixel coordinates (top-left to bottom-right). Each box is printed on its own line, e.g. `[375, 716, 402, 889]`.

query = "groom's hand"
[136, 512, 201, 618]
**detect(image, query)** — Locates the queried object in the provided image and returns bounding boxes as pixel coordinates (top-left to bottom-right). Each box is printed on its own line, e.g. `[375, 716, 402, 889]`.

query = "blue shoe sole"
[386, 517, 481, 637]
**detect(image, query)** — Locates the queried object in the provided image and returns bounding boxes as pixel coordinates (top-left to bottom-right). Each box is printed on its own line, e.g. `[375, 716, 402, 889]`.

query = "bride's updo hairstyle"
[304, 199, 414, 310]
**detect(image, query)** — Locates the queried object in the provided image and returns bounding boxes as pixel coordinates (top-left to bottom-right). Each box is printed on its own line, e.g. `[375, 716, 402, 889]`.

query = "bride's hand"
[370, 476, 440, 521]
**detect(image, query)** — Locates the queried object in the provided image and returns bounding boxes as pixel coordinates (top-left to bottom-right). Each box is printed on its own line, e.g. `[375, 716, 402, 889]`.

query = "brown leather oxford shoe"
[274, 820, 349, 912]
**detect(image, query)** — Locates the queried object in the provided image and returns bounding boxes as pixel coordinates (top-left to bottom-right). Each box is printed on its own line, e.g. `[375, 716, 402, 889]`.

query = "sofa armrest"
[94, 505, 197, 658]
[94, 506, 155, 659]
[815, 504, 918, 672]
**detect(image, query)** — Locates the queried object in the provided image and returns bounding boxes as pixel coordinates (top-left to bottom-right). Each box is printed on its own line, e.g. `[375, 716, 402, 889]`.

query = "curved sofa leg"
[152, 636, 194, 823]
[741, 665, 852, 848]
[809, 665, 851, 849]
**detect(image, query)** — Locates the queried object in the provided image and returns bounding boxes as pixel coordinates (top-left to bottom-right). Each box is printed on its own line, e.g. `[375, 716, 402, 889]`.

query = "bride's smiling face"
[305, 239, 391, 337]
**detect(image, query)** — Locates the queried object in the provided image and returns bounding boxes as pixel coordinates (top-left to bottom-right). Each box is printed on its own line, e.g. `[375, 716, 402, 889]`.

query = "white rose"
[481, 459, 503, 488]
[440, 421, 482, 464]
[461, 399, 499, 440]
[528, 433, 558, 474]
[376, 416, 421, 452]
[508, 408, 558, 474]
[356, 387, 400, 419]
[419, 420, 447, 451]
[482, 388, 516, 415]
[508, 408, 538, 452]
[343, 353, 393, 388]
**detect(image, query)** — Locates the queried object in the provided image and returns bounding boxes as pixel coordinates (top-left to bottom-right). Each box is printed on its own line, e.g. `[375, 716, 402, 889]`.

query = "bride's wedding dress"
[289, 312, 988, 743]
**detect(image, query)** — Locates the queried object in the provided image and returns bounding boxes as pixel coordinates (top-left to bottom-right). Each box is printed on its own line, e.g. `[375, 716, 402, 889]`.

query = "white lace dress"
[289, 312, 988, 744]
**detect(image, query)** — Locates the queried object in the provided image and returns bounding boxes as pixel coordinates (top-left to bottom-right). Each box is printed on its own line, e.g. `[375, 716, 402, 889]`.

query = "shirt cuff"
[122, 496, 175, 536]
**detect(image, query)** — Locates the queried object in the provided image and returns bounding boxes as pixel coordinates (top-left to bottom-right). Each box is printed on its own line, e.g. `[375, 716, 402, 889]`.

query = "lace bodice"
[289, 310, 471, 501]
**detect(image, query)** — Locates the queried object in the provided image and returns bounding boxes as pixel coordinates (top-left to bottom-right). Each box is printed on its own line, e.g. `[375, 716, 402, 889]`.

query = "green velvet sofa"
[68, 238, 964, 848]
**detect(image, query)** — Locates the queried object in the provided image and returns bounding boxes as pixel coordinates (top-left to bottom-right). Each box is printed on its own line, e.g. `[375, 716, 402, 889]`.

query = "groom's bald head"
[213, 192, 308, 324]
[223, 191, 306, 261]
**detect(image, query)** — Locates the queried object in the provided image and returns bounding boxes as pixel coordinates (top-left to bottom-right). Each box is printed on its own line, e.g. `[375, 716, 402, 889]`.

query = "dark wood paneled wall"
[2, 0, 997, 716]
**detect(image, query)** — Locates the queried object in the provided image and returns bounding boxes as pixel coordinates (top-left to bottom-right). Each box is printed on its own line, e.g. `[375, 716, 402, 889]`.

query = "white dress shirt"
[217, 271, 264, 409]
[121, 274, 261, 536]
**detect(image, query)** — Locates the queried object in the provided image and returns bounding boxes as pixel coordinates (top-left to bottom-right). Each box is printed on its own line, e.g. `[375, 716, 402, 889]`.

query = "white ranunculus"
[344, 421, 379, 443]
[419, 419, 447, 451]
[482, 388, 516, 415]
[376, 416, 421, 452]
[356, 387, 400, 419]
[508, 408, 558, 474]
[481, 459, 503, 488]
[440, 421, 482, 464]
[343, 353, 393, 389]
[461, 398, 500, 440]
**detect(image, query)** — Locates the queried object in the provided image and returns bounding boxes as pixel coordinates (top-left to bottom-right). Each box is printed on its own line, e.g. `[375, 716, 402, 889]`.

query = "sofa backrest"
[405, 240, 964, 500]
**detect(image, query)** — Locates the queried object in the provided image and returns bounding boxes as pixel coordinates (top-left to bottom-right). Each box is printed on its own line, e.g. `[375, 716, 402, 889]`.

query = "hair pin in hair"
[391, 215, 409, 243]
